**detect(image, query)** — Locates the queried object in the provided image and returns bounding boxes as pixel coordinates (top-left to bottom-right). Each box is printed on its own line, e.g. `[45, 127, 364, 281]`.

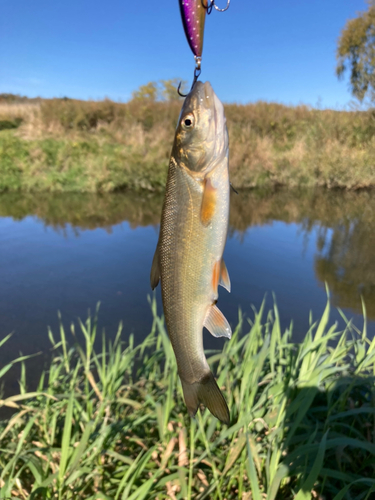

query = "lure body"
[178, 0, 207, 58]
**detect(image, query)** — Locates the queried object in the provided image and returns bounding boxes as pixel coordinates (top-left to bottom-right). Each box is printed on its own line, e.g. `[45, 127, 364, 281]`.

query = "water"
[1, 189, 374, 394]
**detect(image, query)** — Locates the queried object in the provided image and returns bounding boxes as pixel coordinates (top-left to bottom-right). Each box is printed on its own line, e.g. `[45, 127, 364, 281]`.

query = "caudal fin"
[181, 372, 230, 425]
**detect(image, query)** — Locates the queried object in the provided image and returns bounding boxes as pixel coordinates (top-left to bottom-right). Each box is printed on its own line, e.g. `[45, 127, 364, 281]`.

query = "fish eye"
[182, 114, 195, 130]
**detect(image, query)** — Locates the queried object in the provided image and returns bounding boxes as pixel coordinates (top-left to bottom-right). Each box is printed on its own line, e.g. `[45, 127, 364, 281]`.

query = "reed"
[1, 296, 375, 499]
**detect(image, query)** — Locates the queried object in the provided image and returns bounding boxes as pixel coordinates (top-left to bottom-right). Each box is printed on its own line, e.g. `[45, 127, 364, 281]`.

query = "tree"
[131, 80, 187, 102]
[131, 82, 159, 102]
[336, 1, 375, 102]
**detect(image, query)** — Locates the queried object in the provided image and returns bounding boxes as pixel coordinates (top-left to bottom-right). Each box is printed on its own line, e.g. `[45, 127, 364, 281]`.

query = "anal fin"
[150, 241, 161, 290]
[204, 305, 232, 339]
[219, 259, 231, 292]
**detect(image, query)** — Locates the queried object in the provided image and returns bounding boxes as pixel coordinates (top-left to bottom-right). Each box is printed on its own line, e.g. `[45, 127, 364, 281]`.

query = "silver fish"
[151, 81, 231, 424]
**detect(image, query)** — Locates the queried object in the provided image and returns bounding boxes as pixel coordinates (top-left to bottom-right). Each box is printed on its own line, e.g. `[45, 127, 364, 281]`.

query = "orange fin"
[200, 178, 217, 227]
[204, 305, 232, 339]
[212, 260, 221, 295]
[219, 259, 231, 293]
[150, 241, 160, 290]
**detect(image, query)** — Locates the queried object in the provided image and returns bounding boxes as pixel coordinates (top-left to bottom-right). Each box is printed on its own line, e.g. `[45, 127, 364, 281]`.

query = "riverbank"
[0, 97, 375, 192]
[1, 299, 375, 499]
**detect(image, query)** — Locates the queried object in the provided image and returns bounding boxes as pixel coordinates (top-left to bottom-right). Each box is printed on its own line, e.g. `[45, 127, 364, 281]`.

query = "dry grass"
[0, 97, 375, 192]
[0, 102, 39, 119]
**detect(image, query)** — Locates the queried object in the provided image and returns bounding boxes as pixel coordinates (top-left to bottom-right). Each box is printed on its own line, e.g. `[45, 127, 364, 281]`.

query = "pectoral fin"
[200, 178, 217, 227]
[219, 259, 231, 293]
[204, 305, 232, 339]
[150, 242, 161, 290]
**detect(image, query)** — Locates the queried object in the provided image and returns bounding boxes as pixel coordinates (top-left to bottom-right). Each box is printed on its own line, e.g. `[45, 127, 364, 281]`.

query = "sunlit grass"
[0, 98, 375, 192]
[1, 296, 375, 499]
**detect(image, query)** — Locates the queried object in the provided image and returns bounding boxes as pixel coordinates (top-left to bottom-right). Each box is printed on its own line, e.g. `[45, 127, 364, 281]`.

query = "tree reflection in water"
[315, 219, 375, 318]
[1, 188, 374, 319]
[230, 189, 375, 319]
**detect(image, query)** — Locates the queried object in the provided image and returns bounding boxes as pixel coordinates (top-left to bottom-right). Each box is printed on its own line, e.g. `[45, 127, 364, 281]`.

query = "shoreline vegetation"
[0, 92, 375, 193]
[1, 298, 375, 498]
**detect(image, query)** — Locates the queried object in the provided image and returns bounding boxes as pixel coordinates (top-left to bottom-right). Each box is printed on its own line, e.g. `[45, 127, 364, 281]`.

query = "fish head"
[173, 81, 228, 177]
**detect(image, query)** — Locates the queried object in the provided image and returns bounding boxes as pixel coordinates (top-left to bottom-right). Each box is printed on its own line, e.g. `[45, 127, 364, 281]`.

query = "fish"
[150, 81, 231, 425]
[178, 0, 207, 58]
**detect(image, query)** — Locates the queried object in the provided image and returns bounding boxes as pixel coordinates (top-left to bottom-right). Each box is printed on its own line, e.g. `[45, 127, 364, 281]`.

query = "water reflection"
[315, 222, 375, 318]
[1, 189, 374, 322]
[230, 189, 375, 319]
[0, 192, 163, 232]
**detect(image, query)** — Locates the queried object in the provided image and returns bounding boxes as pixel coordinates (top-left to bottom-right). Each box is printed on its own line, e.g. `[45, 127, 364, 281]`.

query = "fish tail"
[180, 372, 230, 425]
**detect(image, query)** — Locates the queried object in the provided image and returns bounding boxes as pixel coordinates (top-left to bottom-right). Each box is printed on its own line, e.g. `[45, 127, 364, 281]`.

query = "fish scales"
[161, 159, 228, 380]
[151, 81, 231, 424]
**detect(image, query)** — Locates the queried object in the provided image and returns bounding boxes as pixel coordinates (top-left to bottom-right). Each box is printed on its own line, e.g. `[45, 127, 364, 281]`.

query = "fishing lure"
[179, 0, 206, 61]
[178, 0, 230, 93]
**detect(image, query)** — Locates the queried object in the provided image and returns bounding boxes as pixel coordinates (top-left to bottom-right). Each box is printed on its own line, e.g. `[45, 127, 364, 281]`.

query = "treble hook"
[177, 57, 202, 97]
[202, 0, 214, 14]
[213, 0, 231, 12]
[202, 0, 230, 14]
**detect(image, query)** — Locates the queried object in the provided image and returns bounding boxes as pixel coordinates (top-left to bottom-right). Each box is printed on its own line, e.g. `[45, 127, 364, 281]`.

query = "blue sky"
[0, 0, 367, 108]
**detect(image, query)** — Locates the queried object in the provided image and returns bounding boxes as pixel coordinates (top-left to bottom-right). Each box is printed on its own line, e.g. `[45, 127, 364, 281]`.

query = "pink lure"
[178, 0, 207, 58]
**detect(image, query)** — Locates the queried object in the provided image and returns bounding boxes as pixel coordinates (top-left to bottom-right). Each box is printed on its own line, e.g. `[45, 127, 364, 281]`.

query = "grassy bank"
[1, 298, 375, 499]
[0, 97, 375, 192]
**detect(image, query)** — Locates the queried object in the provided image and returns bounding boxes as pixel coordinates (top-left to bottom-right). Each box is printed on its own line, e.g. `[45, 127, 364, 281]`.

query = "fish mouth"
[194, 81, 221, 115]
[201, 82, 227, 160]
[189, 81, 226, 139]
[205, 82, 225, 138]
[202, 81, 215, 110]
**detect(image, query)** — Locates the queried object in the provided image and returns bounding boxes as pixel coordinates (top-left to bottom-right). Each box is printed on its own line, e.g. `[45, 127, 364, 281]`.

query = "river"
[1, 189, 374, 394]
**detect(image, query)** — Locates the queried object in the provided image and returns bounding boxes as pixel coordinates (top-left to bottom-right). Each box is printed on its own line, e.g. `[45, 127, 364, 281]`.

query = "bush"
[0, 118, 22, 130]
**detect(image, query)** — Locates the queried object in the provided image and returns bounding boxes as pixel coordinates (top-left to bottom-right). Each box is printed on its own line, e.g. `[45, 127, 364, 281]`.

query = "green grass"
[1, 297, 375, 499]
[0, 97, 375, 192]
[0, 130, 168, 193]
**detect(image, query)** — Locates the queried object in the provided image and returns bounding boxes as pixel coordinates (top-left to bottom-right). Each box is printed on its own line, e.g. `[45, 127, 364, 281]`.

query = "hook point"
[177, 81, 188, 97]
